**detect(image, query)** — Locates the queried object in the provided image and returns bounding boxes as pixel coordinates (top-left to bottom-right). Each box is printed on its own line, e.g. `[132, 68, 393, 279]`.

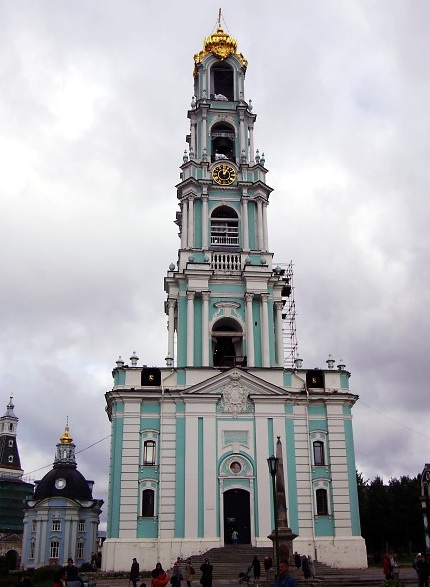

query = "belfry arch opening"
[210, 61, 234, 101]
[211, 205, 239, 248]
[211, 123, 235, 163]
[212, 318, 245, 367]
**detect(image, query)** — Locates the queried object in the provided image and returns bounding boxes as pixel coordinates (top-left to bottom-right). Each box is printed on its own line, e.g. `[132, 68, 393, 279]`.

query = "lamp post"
[267, 454, 280, 577]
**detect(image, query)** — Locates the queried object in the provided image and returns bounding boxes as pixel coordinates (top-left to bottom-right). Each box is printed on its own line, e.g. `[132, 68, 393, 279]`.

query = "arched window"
[29, 539, 35, 560]
[8, 455, 13, 464]
[212, 318, 244, 367]
[9, 423, 14, 432]
[211, 123, 235, 162]
[211, 206, 239, 247]
[143, 440, 156, 465]
[210, 62, 234, 101]
[313, 441, 325, 466]
[142, 488, 155, 517]
[316, 488, 329, 516]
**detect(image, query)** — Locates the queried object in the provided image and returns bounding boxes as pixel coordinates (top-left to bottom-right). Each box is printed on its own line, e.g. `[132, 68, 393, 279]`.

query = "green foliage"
[357, 471, 424, 555]
[378, 580, 405, 587]
[79, 563, 94, 572]
[33, 566, 61, 583]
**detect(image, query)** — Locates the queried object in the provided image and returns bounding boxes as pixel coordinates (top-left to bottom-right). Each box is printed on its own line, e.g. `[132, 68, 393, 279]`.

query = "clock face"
[211, 163, 236, 185]
[55, 477, 66, 490]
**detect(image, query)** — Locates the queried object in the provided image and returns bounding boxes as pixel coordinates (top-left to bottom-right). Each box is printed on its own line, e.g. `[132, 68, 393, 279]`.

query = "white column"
[249, 126, 255, 164]
[188, 195, 195, 248]
[191, 122, 197, 156]
[239, 113, 245, 158]
[262, 201, 269, 251]
[245, 293, 255, 367]
[274, 301, 284, 367]
[186, 291, 195, 366]
[256, 198, 263, 250]
[202, 194, 209, 249]
[261, 293, 270, 367]
[242, 193, 249, 251]
[202, 113, 207, 153]
[181, 198, 188, 249]
[167, 298, 176, 363]
[202, 291, 210, 366]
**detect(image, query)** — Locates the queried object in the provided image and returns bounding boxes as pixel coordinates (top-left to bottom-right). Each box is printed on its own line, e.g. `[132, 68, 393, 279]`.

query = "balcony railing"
[211, 235, 239, 246]
[211, 253, 242, 271]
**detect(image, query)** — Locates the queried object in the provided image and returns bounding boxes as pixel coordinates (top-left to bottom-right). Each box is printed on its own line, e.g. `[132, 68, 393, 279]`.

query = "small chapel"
[103, 16, 367, 570]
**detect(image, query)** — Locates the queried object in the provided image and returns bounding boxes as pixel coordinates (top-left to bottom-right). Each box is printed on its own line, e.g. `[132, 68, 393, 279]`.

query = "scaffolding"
[275, 261, 298, 368]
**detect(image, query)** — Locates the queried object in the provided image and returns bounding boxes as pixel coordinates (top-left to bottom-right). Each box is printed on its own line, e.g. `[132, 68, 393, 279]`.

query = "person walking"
[232, 529, 239, 547]
[183, 558, 195, 587]
[200, 558, 213, 587]
[274, 560, 297, 587]
[172, 558, 182, 587]
[301, 555, 310, 580]
[130, 558, 140, 587]
[416, 554, 430, 587]
[251, 556, 261, 581]
[294, 552, 301, 570]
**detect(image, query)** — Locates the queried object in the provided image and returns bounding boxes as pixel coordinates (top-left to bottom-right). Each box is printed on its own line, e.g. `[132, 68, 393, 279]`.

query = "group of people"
[131, 557, 213, 587]
[293, 551, 315, 579]
[382, 552, 400, 581]
[51, 558, 85, 587]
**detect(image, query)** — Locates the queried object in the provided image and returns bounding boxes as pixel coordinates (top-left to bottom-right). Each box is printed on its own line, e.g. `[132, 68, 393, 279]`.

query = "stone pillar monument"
[268, 437, 297, 567]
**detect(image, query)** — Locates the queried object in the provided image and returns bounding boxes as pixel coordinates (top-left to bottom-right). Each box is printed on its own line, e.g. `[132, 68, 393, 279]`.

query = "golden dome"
[194, 23, 247, 69]
[60, 426, 73, 444]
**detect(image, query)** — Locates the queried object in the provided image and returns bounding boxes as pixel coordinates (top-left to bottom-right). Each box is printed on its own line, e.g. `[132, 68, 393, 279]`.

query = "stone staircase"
[178, 546, 418, 587]
[183, 545, 273, 579]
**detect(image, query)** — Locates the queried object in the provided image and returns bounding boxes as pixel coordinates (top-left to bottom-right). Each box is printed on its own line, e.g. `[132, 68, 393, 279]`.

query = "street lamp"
[267, 454, 280, 576]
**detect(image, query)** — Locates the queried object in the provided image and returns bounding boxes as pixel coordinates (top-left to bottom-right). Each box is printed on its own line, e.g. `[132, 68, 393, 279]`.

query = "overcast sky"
[1, 1, 429, 529]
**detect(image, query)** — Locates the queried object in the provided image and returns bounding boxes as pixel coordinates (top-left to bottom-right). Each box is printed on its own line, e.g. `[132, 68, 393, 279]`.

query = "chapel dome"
[34, 466, 93, 500]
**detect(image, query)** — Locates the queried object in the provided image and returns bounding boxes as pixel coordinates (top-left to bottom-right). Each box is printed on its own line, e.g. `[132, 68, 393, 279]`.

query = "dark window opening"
[316, 488, 329, 515]
[143, 440, 156, 465]
[142, 489, 155, 517]
[212, 319, 245, 367]
[212, 63, 234, 101]
[211, 123, 235, 163]
[313, 441, 325, 466]
[306, 369, 325, 389]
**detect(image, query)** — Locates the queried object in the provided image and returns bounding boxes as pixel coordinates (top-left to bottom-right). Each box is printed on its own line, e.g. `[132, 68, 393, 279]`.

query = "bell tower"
[165, 13, 290, 369]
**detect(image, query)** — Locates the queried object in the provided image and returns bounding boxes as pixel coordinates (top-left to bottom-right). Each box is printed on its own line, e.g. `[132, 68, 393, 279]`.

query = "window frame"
[76, 541, 84, 560]
[313, 440, 325, 466]
[50, 540, 60, 559]
[315, 487, 329, 516]
[78, 520, 85, 532]
[51, 519, 61, 532]
[141, 488, 155, 517]
[143, 440, 156, 466]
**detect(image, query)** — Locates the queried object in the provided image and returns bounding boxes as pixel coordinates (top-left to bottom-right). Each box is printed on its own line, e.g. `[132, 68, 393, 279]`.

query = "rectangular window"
[76, 542, 84, 560]
[50, 540, 60, 559]
[32, 520, 37, 533]
[79, 520, 85, 532]
[9, 439, 13, 447]
[316, 488, 329, 516]
[143, 440, 156, 465]
[52, 519, 61, 532]
[142, 488, 155, 517]
[30, 540, 35, 560]
[313, 441, 325, 466]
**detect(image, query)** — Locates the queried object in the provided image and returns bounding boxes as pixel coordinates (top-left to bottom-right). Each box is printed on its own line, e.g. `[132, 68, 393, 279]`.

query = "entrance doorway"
[223, 488, 251, 545]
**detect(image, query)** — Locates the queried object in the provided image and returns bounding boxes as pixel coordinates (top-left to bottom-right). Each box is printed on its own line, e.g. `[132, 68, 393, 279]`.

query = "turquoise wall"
[198, 417, 204, 537]
[178, 295, 187, 367]
[194, 296, 203, 366]
[344, 418, 361, 535]
[252, 299, 262, 366]
[285, 413, 299, 534]
[194, 199, 202, 249]
[175, 403, 186, 537]
[107, 404, 124, 538]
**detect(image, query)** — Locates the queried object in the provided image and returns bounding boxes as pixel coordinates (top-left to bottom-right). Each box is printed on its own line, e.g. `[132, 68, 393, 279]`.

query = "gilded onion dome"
[60, 425, 73, 444]
[194, 22, 247, 69]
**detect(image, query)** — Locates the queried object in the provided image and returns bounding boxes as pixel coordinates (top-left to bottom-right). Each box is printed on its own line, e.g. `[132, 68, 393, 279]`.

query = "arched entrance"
[212, 318, 245, 367]
[223, 488, 251, 545]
